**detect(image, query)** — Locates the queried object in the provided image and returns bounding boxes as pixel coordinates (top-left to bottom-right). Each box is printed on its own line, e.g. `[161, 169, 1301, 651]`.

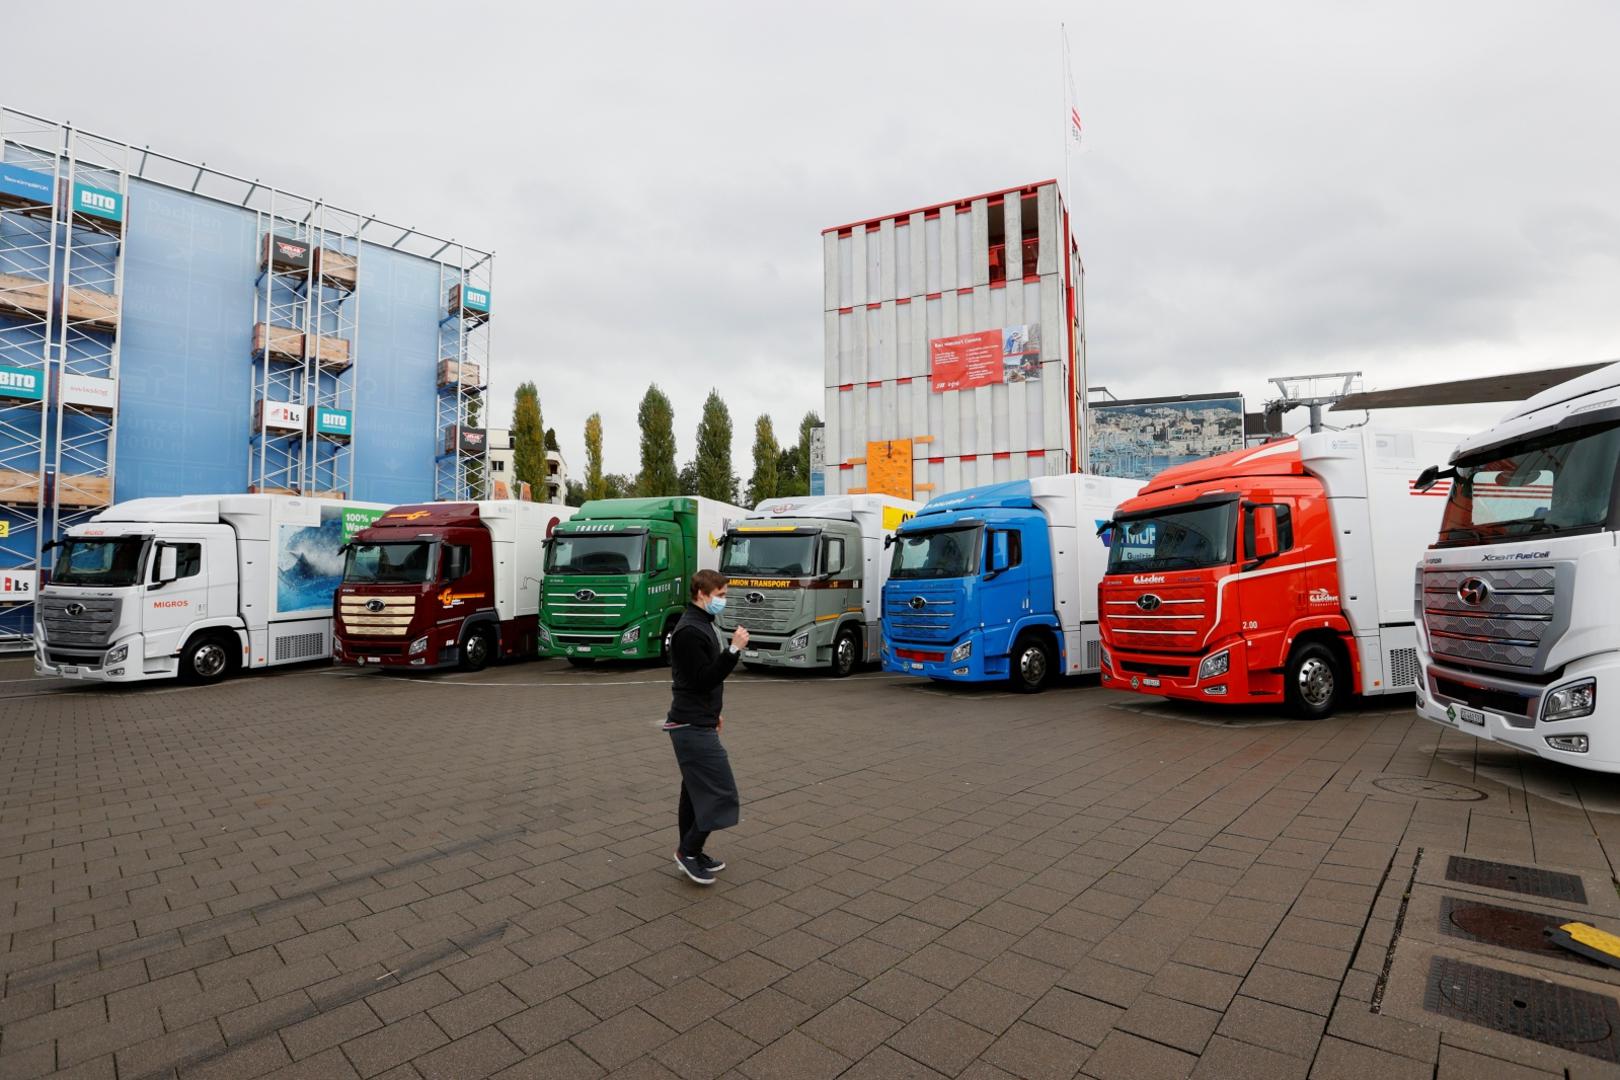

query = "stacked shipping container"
[822, 180, 1085, 498]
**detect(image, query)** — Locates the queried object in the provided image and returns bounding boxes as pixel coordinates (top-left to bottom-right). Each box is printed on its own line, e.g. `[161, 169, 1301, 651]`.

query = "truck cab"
[1413, 363, 1620, 770]
[539, 497, 743, 664]
[716, 495, 918, 676]
[881, 475, 1138, 692]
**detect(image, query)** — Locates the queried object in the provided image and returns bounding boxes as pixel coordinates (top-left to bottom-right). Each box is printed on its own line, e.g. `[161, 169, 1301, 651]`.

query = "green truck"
[539, 496, 746, 664]
[715, 495, 919, 676]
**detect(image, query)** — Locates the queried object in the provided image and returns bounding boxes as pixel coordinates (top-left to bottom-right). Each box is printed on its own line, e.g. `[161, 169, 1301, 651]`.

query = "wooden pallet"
[253, 323, 304, 362]
[437, 359, 483, 388]
[313, 335, 351, 371]
[313, 248, 357, 291]
[447, 283, 490, 323]
[64, 287, 119, 333]
[0, 470, 42, 506]
[0, 272, 51, 321]
[247, 485, 299, 496]
[260, 234, 313, 275]
[57, 474, 111, 509]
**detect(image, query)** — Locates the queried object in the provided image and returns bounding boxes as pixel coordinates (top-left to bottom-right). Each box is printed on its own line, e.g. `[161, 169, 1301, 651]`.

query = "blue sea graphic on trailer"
[276, 506, 349, 614]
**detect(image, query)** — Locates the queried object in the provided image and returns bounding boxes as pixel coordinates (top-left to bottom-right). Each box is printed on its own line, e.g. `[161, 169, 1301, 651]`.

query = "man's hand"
[731, 626, 750, 651]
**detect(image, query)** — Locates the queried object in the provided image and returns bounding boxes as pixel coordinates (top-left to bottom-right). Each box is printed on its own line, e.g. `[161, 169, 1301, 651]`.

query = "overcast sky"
[12, 1, 1619, 478]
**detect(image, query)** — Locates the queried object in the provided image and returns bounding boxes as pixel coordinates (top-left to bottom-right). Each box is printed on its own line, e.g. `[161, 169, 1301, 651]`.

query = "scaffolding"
[0, 110, 61, 648]
[435, 250, 492, 501]
[249, 194, 359, 496]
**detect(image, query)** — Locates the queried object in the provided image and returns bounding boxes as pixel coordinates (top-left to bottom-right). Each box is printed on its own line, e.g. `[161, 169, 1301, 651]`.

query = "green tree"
[694, 390, 738, 503]
[511, 382, 545, 493]
[774, 446, 798, 496]
[746, 414, 779, 506]
[603, 473, 633, 499]
[564, 480, 586, 507]
[794, 410, 821, 496]
[678, 461, 699, 496]
[544, 427, 559, 452]
[635, 385, 680, 497]
[583, 413, 605, 501]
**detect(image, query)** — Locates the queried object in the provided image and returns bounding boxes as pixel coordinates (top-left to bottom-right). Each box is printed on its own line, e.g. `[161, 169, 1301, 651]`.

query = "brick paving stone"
[978, 1020, 1088, 1080]
[262, 1046, 363, 1080]
[704, 954, 790, 999]
[773, 961, 865, 1010]
[1324, 1001, 1438, 1064]
[1435, 1045, 1562, 1080]
[798, 999, 902, 1060]
[427, 981, 526, 1039]
[1191, 1036, 1309, 1080]
[651, 1017, 760, 1079]
[838, 1044, 950, 1080]
[716, 987, 816, 1045]
[340, 1013, 448, 1077]
[413, 1027, 524, 1080]
[887, 1008, 996, 1076]
[736, 1030, 851, 1080]
[853, 968, 948, 1023]
[1055, 958, 1150, 1009]
[492, 1040, 606, 1079]
[570, 967, 662, 1020]
[1240, 964, 1340, 1017]
[1308, 1036, 1433, 1080]
[1024, 987, 1123, 1048]
[280, 1000, 383, 1061]
[1116, 992, 1220, 1055]
[1146, 962, 1242, 1011]
[1215, 996, 1326, 1059]
[571, 1008, 678, 1072]
[937, 978, 1035, 1037]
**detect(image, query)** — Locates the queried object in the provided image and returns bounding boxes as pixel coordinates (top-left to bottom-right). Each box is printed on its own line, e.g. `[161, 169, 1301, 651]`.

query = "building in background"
[1087, 393, 1245, 480]
[821, 180, 1086, 501]
[0, 106, 494, 645]
[487, 428, 514, 488]
[544, 447, 568, 503]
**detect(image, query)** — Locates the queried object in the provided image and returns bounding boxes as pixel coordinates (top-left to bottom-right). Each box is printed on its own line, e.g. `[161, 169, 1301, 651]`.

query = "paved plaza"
[4, 657, 1620, 1079]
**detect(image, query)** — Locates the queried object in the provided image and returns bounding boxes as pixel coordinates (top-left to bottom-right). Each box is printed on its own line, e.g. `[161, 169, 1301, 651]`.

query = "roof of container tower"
[822, 179, 1065, 235]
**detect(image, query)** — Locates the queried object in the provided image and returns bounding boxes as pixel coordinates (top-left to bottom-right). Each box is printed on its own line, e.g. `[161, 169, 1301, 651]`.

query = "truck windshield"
[52, 536, 148, 587]
[343, 542, 435, 584]
[721, 533, 818, 576]
[890, 526, 982, 580]
[546, 533, 645, 575]
[1439, 423, 1620, 546]
[1107, 502, 1237, 572]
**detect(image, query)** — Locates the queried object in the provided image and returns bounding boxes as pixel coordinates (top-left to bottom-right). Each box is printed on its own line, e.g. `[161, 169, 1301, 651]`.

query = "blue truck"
[880, 474, 1141, 692]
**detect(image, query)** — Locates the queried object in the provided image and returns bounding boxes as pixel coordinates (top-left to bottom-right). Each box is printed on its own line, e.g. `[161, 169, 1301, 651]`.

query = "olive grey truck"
[715, 495, 920, 676]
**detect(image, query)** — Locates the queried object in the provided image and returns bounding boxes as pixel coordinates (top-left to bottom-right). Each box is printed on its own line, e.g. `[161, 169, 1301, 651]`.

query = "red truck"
[1097, 428, 1453, 717]
[334, 500, 574, 671]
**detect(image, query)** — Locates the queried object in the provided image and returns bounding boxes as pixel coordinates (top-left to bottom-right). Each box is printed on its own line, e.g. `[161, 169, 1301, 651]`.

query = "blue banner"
[461, 286, 491, 314]
[0, 162, 54, 208]
[73, 182, 124, 223]
[0, 366, 45, 401]
[314, 407, 352, 436]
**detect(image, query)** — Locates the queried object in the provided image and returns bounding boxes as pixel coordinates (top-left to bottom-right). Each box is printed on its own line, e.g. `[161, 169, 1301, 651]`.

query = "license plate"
[911, 662, 924, 670]
[1142, 677, 1161, 688]
[367, 657, 381, 664]
[744, 650, 758, 658]
[1457, 706, 1486, 727]
[60, 665, 79, 675]
[577, 646, 591, 654]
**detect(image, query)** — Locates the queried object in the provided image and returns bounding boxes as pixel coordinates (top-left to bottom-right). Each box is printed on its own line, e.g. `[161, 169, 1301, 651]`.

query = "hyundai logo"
[1457, 577, 1490, 606]
[909, 596, 929, 610]
[1137, 593, 1163, 612]
[745, 591, 765, 605]
[65, 602, 85, 617]
[574, 589, 596, 602]
[365, 599, 385, 614]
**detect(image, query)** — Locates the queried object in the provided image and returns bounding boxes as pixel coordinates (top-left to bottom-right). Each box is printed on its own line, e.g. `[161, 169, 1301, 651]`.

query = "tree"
[774, 446, 798, 496]
[678, 461, 699, 496]
[583, 413, 605, 501]
[794, 410, 821, 496]
[603, 473, 633, 499]
[747, 414, 779, 506]
[635, 385, 680, 497]
[564, 480, 586, 507]
[511, 382, 545, 493]
[694, 390, 738, 503]
[544, 427, 559, 452]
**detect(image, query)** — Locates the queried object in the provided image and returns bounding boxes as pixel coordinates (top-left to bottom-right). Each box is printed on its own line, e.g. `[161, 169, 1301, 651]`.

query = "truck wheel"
[180, 633, 234, 685]
[1285, 642, 1341, 719]
[1009, 635, 1053, 694]
[459, 627, 493, 672]
[831, 627, 860, 678]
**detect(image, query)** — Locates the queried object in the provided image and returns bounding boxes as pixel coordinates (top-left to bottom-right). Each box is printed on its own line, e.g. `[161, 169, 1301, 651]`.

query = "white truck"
[34, 494, 388, 684]
[716, 494, 920, 675]
[1414, 362, 1620, 770]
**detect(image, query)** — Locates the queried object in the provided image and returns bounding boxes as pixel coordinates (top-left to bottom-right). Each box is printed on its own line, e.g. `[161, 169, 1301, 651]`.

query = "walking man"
[664, 569, 748, 885]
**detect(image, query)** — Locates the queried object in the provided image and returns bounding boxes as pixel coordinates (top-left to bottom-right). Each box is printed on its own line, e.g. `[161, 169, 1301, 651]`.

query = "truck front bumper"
[1416, 649, 1620, 772]
[1098, 640, 1278, 703]
[881, 630, 998, 683]
[540, 618, 661, 661]
[736, 621, 834, 670]
[334, 634, 458, 671]
[35, 633, 168, 683]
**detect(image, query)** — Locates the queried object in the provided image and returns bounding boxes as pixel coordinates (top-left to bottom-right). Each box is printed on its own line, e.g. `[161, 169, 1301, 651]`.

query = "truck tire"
[459, 626, 493, 672]
[180, 633, 234, 685]
[1009, 635, 1053, 694]
[1285, 642, 1341, 719]
[831, 626, 860, 678]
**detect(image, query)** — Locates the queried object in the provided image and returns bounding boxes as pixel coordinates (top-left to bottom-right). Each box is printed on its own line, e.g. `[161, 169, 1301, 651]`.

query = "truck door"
[1235, 501, 1298, 668]
[144, 539, 208, 661]
[979, 527, 1029, 660]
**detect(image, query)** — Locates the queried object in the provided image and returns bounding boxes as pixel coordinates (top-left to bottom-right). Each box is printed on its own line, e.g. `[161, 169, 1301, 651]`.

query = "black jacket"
[667, 603, 738, 728]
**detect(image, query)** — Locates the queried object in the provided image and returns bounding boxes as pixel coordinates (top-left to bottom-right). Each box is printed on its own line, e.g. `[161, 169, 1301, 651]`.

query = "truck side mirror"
[823, 538, 846, 576]
[156, 545, 179, 584]
[1413, 464, 1455, 493]
[1251, 506, 1280, 561]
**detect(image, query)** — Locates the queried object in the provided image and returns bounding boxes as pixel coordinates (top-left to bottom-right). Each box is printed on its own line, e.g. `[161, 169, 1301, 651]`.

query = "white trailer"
[1028, 474, 1144, 675]
[478, 500, 577, 623]
[36, 494, 388, 684]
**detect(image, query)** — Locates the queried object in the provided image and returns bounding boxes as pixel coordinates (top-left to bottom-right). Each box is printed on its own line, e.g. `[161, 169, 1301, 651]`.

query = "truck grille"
[883, 588, 959, 644]
[545, 589, 629, 626]
[1422, 567, 1556, 671]
[338, 596, 414, 638]
[1100, 583, 1209, 652]
[720, 589, 797, 634]
[38, 596, 120, 649]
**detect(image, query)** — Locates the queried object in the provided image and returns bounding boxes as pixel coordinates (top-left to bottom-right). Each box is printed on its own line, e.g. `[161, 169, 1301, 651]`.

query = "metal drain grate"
[1439, 896, 1594, 962]
[1446, 856, 1588, 903]
[1425, 956, 1620, 1063]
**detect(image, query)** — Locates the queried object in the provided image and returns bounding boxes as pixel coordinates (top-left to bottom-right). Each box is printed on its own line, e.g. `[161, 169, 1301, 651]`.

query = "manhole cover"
[1447, 856, 1588, 904]
[1371, 777, 1486, 801]
[1425, 956, 1620, 1062]
[1440, 896, 1595, 962]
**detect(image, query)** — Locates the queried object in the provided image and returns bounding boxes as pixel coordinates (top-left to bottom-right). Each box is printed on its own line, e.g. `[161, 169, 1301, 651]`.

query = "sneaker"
[674, 851, 716, 885]
[696, 853, 726, 873]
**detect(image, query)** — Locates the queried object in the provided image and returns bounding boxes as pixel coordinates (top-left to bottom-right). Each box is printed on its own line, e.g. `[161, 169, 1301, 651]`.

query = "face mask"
[704, 597, 727, 617]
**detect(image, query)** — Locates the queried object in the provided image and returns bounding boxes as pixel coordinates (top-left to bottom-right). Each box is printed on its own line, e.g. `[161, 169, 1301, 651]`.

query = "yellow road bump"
[1547, 922, 1620, 969]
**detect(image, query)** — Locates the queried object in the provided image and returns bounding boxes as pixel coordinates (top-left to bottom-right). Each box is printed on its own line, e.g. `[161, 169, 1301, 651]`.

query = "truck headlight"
[1198, 649, 1230, 681]
[1543, 679, 1596, 722]
[105, 644, 128, 665]
[621, 625, 641, 645]
[409, 636, 429, 656]
[1100, 644, 1111, 671]
[951, 640, 973, 663]
[538, 624, 551, 645]
[790, 632, 811, 651]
